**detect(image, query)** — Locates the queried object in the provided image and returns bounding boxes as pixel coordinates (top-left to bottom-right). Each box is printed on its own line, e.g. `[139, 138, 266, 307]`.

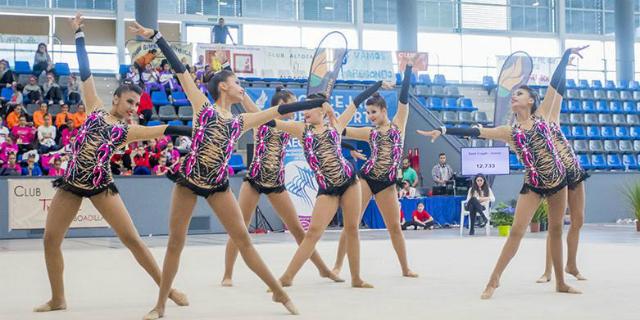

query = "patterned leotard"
[169, 102, 245, 197]
[244, 124, 290, 194]
[53, 110, 128, 197]
[549, 122, 589, 189]
[303, 124, 356, 197]
[359, 124, 404, 194]
[510, 115, 567, 196]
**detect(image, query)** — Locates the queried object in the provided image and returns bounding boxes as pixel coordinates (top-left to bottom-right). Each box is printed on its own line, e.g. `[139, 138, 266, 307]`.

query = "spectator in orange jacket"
[32, 103, 48, 127]
[72, 103, 87, 128]
[55, 104, 73, 128]
[6, 104, 26, 129]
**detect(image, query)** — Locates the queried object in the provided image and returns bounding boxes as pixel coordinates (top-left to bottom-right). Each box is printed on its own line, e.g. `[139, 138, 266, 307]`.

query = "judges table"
[362, 196, 465, 229]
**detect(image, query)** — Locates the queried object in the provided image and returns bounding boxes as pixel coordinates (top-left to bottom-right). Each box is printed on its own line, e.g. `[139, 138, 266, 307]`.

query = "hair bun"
[275, 85, 285, 92]
[371, 92, 381, 98]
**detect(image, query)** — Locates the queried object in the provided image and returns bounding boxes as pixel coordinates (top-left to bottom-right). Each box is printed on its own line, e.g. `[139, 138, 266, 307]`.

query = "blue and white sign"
[460, 147, 510, 176]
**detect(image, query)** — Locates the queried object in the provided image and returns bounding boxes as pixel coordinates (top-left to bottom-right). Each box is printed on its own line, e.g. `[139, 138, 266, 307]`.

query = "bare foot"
[536, 274, 551, 283]
[320, 270, 345, 283]
[481, 280, 500, 300]
[267, 279, 289, 293]
[565, 267, 587, 281]
[352, 279, 374, 288]
[403, 270, 419, 278]
[33, 300, 67, 312]
[142, 307, 164, 320]
[279, 277, 292, 288]
[168, 289, 189, 306]
[557, 283, 582, 294]
[272, 293, 299, 315]
[221, 278, 233, 287]
[331, 267, 342, 277]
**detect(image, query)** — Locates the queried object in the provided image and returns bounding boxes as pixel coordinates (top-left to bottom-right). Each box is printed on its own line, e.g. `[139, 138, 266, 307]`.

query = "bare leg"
[221, 182, 260, 287]
[279, 196, 340, 286]
[547, 188, 581, 294]
[340, 181, 372, 288]
[565, 182, 586, 280]
[207, 190, 297, 314]
[333, 181, 372, 276]
[144, 185, 197, 320]
[536, 235, 552, 283]
[267, 191, 343, 283]
[34, 190, 82, 312]
[481, 192, 541, 299]
[375, 186, 417, 277]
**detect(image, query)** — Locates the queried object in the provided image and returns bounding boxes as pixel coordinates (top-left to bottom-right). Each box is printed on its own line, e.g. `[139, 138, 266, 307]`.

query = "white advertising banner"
[8, 179, 107, 230]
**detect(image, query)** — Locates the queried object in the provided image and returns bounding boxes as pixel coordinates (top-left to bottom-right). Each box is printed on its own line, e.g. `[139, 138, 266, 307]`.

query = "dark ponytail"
[365, 92, 387, 110]
[205, 69, 234, 102]
[518, 85, 540, 114]
[271, 86, 295, 107]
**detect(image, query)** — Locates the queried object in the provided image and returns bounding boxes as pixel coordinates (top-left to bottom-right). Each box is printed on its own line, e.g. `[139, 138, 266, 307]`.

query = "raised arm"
[126, 125, 192, 144]
[392, 63, 412, 132]
[417, 125, 511, 143]
[541, 46, 588, 123]
[129, 22, 208, 113]
[243, 99, 325, 132]
[70, 13, 102, 113]
[336, 81, 383, 132]
[240, 93, 261, 113]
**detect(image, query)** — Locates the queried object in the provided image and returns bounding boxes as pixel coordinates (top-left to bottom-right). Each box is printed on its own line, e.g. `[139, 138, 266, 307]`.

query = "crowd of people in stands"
[0, 43, 195, 177]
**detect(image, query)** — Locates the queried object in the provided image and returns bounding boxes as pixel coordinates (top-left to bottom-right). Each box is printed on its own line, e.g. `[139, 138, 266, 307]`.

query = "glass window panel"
[461, 1, 508, 30]
[511, 37, 559, 57]
[244, 24, 301, 47]
[242, 0, 296, 20]
[417, 32, 462, 66]
[566, 39, 604, 71]
[300, 27, 358, 49]
[362, 30, 397, 51]
[461, 35, 510, 69]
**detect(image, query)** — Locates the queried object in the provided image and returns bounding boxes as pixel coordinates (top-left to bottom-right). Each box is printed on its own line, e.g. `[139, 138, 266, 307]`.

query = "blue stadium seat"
[151, 91, 170, 106]
[624, 101, 638, 114]
[591, 154, 607, 169]
[418, 74, 432, 86]
[561, 100, 569, 113]
[623, 154, 639, 169]
[586, 126, 600, 139]
[410, 73, 417, 86]
[615, 127, 631, 140]
[600, 126, 615, 140]
[591, 80, 603, 89]
[171, 91, 190, 106]
[610, 101, 624, 114]
[444, 97, 458, 110]
[482, 76, 495, 91]
[582, 100, 596, 113]
[628, 80, 640, 90]
[577, 154, 591, 170]
[561, 125, 571, 138]
[630, 127, 640, 139]
[429, 97, 444, 110]
[417, 96, 427, 107]
[596, 100, 610, 113]
[607, 154, 624, 170]
[434, 74, 446, 86]
[229, 154, 246, 173]
[167, 119, 183, 126]
[460, 98, 475, 111]
[187, 121, 193, 127]
[566, 79, 577, 89]
[54, 63, 70, 76]
[119, 64, 130, 77]
[571, 126, 587, 140]
[14, 61, 31, 74]
[578, 79, 589, 89]
[395, 73, 402, 85]
[509, 153, 523, 170]
[147, 120, 162, 126]
[605, 80, 616, 90]
[568, 100, 582, 113]
[1, 87, 12, 101]
[618, 80, 629, 89]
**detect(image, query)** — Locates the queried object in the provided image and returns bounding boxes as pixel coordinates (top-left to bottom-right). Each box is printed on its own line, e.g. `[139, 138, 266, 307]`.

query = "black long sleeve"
[437, 126, 481, 138]
[550, 50, 571, 96]
[353, 81, 383, 107]
[74, 30, 91, 81]
[164, 125, 192, 137]
[151, 31, 187, 74]
[277, 99, 325, 115]
[399, 65, 412, 104]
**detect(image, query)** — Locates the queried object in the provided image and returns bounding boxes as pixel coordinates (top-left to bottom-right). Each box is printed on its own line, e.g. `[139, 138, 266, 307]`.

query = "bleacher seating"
[158, 105, 178, 121]
[14, 61, 31, 74]
[229, 154, 246, 173]
[151, 91, 170, 106]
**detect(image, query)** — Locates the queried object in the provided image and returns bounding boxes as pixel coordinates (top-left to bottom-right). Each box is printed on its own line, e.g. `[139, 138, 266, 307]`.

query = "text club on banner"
[196, 43, 394, 81]
[283, 138, 316, 230]
[245, 87, 398, 127]
[396, 52, 429, 74]
[127, 40, 193, 69]
[8, 179, 107, 230]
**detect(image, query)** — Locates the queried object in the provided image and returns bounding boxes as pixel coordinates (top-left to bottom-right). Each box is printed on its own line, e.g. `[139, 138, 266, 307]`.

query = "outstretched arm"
[130, 22, 208, 113]
[393, 63, 413, 132]
[70, 13, 102, 113]
[126, 125, 192, 144]
[417, 125, 511, 143]
[342, 126, 372, 141]
[337, 81, 383, 132]
[243, 99, 325, 131]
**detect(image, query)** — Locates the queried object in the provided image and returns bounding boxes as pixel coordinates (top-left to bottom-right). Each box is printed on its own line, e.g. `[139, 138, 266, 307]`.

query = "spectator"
[147, 138, 161, 154]
[158, 60, 180, 95]
[212, 18, 235, 44]
[0, 59, 14, 87]
[408, 202, 435, 230]
[37, 114, 59, 154]
[33, 43, 53, 76]
[23, 76, 43, 103]
[131, 145, 151, 175]
[55, 104, 73, 128]
[402, 157, 418, 187]
[153, 155, 169, 175]
[134, 48, 157, 81]
[67, 75, 81, 105]
[125, 65, 141, 85]
[432, 152, 454, 187]
[0, 115, 9, 143]
[175, 135, 192, 153]
[398, 180, 417, 199]
[0, 152, 21, 176]
[21, 153, 42, 176]
[43, 72, 64, 105]
[48, 157, 65, 176]
[141, 63, 160, 91]
[60, 118, 77, 146]
[164, 141, 180, 165]
[6, 104, 27, 129]
[194, 54, 206, 71]
[137, 84, 153, 126]
[32, 102, 48, 127]
[3, 82, 24, 112]
[72, 103, 87, 128]
[195, 78, 208, 94]
[0, 135, 18, 166]
[465, 174, 495, 235]
[11, 115, 36, 154]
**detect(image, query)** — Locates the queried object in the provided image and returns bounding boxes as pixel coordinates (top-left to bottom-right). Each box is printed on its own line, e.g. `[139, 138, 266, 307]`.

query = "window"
[461, 0, 508, 31]
[300, 27, 357, 49]
[243, 24, 301, 47]
[418, 0, 457, 30]
[363, 0, 397, 24]
[242, 0, 296, 20]
[185, 0, 241, 16]
[510, 0, 553, 33]
[54, 0, 115, 10]
[362, 30, 397, 51]
[299, 0, 352, 22]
